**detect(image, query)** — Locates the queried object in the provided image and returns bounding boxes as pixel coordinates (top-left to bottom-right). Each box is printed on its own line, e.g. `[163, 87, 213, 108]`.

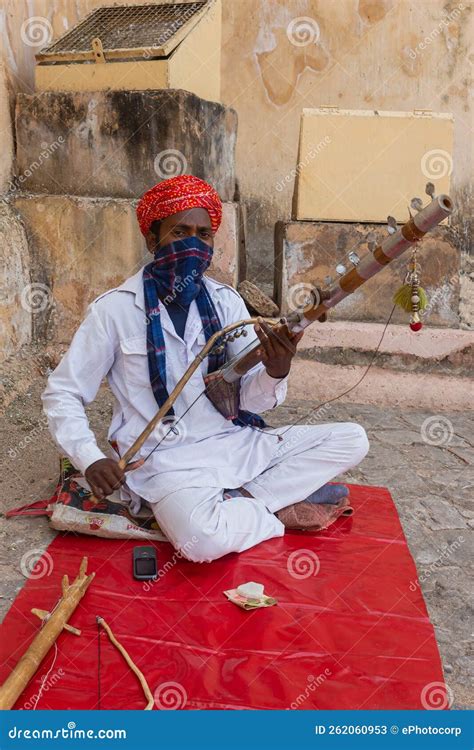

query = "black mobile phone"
[132, 546, 158, 581]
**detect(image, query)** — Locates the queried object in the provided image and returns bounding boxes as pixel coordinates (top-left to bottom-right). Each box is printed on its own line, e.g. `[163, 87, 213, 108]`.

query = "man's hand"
[254, 321, 304, 379]
[254, 288, 329, 379]
[85, 457, 143, 499]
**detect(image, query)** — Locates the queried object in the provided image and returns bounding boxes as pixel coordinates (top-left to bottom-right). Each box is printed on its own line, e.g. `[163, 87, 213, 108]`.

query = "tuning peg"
[425, 181, 436, 200]
[387, 216, 397, 234]
[348, 251, 360, 266]
[410, 197, 423, 212]
[336, 263, 347, 276]
[366, 231, 377, 253]
[241, 329, 248, 337]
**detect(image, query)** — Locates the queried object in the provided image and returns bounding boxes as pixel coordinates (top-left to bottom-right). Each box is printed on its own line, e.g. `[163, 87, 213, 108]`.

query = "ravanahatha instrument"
[89, 189, 452, 501]
[216, 191, 453, 385]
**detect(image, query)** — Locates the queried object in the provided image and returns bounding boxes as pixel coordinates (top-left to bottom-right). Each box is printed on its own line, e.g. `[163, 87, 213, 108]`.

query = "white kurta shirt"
[42, 269, 288, 504]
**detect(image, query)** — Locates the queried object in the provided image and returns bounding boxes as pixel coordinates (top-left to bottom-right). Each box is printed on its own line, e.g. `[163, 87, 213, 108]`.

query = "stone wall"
[0, 85, 242, 358]
[0, 203, 31, 360]
[10, 195, 242, 348]
[0, 0, 472, 351]
[2, 1, 472, 261]
[15, 90, 237, 201]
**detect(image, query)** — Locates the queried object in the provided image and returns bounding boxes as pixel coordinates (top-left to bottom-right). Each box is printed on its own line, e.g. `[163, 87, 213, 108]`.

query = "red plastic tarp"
[0, 484, 444, 710]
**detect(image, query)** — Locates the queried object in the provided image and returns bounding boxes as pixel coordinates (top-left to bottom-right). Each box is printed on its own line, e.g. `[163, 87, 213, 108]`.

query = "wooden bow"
[89, 316, 279, 504]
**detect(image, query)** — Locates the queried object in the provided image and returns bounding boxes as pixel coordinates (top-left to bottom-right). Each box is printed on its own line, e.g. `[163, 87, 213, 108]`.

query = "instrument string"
[31, 643, 58, 710]
[139, 326, 275, 463]
[274, 305, 396, 439]
[31, 595, 63, 710]
[139, 305, 396, 461]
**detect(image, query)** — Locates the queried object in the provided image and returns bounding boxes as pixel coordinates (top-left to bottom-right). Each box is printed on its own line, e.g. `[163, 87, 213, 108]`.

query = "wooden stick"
[0, 557, 95, 710]
[97, 616, 154, 710]
[31, 609, 82, 636]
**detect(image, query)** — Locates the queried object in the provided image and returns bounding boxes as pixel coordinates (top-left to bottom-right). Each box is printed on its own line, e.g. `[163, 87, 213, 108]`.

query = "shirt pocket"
[119, 336, 150, 388]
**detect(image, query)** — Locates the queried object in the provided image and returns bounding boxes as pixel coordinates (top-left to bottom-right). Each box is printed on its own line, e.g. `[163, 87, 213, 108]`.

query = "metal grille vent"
[37, 2, 208, 61]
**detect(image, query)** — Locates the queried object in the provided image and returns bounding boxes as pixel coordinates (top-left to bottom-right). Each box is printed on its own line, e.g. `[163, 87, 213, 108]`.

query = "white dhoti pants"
[148, 422, 369, 563]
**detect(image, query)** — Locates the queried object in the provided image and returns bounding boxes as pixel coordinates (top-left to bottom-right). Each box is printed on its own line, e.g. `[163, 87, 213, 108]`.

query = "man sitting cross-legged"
[42, 175, 369, 562]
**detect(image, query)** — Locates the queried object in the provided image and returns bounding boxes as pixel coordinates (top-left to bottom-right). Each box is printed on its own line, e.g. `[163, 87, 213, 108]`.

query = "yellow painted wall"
[1, 0, 472, 269]
[220, 0, 472, 274]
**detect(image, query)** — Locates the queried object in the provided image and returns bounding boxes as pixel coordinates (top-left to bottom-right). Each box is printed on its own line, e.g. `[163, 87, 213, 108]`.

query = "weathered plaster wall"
[220, 0, 472, 278]
[1, 0, 472, 306]
[0, 202, 31, 358]
[2, 1, 472, 206]
[11, 195, 242, 347]
[15, 89, 237, 200]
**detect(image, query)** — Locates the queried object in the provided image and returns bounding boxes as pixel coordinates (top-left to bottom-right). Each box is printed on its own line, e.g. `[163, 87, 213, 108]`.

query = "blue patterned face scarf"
[145, 236, 212, 305]
[143, 236, 265, 428]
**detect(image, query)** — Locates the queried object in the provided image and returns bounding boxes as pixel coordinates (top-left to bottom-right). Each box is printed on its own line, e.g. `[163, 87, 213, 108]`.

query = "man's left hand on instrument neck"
[254, 321, 304, 380]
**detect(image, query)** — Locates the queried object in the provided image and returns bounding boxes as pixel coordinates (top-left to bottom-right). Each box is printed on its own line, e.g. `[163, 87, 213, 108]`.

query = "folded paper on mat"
[224, 583, 277, 610]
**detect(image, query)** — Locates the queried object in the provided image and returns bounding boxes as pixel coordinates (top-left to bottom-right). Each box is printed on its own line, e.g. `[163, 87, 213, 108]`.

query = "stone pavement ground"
[0, 380, 472, 708]
[272, 400, 473, 709]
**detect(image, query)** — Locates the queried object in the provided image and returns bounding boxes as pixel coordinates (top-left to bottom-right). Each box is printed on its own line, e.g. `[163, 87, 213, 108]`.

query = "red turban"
[136, 175, 223, 236]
